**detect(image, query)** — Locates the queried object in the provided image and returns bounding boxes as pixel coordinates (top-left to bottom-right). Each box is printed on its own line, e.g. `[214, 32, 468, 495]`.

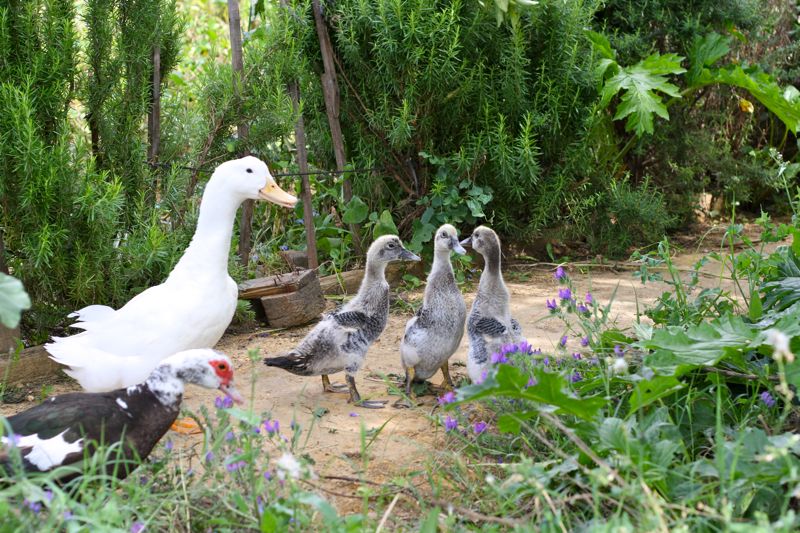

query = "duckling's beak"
[451, 237, 467, 255]
[220, 382, 245, 405]
[400, 248, 421, 262]
[460, 236, 473, 248]
[258, 181, 298, 208]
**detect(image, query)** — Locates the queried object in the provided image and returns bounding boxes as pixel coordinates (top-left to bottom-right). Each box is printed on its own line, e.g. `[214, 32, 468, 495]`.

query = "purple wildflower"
[279, 245, 289, 251]
[215, 396, 233, 409]
[518, 340, 532, 354]
[473, 421, 488, 434]
[546, 299, 558, 311]
[438, 391, 456, 405]
[264, 470, 273, 481]
[543, 357, 550, 366]
[580, 336, 589, 347]
[532, 348, 542, 355]
[558, 288, 572, 301]
[444, 416, 458, 432]
[43, 490, 53, 503]
[760, 391, 776, 407]
[526, 376, 538, 388]
[614, 345, 624, 357]
[24, 499, 41, 514]
[253, 426, 261, 435]
[205, 451, 215, 462]
[164, 440, 173, 451]
[263, 420, 280, 435]
[572, 352, 582, 361]
[130, 523, 145, 533]
[225, 431, 235, 441]
[491, 351, 509, 364]
[554, 266, 566, 280]
[560, 335, 568, 347]
[589, 357, 599, 366]
[570, 371, 583, 383]
[226, 460, 247, 472]
[63, 511, 73, 520]
[585, 292, 594, 305]
[477, 369, 488, 384]
[139, 476, 149, 486]
[296, 218, 304, 225]
[577, 304, 589, 314]
[349, 412, 359, 417]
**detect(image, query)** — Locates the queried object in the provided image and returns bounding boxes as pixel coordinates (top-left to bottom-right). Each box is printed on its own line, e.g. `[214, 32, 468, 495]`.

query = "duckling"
[396, 225, 466, 407]
[264, 235, 420, 408]
[461, 226, 523, 383]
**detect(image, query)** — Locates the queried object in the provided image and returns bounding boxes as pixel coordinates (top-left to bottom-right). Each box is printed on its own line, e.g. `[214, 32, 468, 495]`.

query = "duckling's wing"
[472, 317, 508, 337]
[332, 311, 379, 330]
[510, 318, 522, 336]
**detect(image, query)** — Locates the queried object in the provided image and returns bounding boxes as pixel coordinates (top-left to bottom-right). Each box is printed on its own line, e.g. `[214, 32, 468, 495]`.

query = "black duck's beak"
[451, 237, 467, 255]
[460, 236, 473, 248]
[399, 248, 421, 262]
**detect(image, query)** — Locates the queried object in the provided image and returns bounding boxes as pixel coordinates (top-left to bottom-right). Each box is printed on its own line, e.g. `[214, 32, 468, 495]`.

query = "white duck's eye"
[246, 168, 253, 174]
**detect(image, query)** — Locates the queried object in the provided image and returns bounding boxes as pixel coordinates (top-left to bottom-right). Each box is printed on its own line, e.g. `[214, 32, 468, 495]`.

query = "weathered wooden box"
[239, 269, 326, 328]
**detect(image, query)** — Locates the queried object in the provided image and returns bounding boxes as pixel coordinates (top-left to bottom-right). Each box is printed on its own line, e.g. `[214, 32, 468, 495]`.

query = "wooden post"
[227, 0, 253, 267]
[311, 0, 364, 256]
[0, 229, 8, 275]
[148, 45, 161, 164]
[288, 84, 319, 269]
[148, 44, 161, 203]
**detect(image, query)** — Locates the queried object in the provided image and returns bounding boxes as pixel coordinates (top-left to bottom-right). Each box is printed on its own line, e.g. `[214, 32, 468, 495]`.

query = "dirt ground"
[1, 223, 780, 515]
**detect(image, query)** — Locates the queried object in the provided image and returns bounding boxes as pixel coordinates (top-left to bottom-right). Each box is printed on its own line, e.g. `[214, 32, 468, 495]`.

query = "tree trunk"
[288, 83, 319, 270]
[227, 0, 253, 267]
[311, 0, 364, 256]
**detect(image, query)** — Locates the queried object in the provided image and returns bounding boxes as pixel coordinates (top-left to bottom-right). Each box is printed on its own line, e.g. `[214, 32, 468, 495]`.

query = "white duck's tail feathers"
[45, 341, 153, 392]
[67, 305, 116, 330]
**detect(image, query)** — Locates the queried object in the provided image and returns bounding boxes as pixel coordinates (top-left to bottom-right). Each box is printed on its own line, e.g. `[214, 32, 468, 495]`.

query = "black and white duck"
[264, 235, 420, 408]
[1, 349, 243, 479]
[461, 226, 524, 383]
[396, 224, 466, 407]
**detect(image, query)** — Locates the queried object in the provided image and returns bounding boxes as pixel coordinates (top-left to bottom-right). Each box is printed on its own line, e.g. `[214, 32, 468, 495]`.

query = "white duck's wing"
[47, 277, 238, 389]
[46, 345, 154, 392]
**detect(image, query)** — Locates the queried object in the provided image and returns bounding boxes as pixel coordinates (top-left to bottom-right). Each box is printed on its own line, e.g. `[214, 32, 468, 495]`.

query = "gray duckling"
[461, 226, 523, 383]
[264, 235, 420, 408]
[397, 224, 466, 407]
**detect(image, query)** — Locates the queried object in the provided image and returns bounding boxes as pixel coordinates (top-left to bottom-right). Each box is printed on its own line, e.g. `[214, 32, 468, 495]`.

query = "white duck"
[46, 156, 297, 392]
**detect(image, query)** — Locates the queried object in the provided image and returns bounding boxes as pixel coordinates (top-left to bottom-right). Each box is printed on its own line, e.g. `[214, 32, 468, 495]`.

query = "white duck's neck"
[169, 183, 243, 280]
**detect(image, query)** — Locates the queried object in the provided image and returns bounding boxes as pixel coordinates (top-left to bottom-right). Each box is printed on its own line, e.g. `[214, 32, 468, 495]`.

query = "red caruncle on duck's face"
[209, 359, 233, 385]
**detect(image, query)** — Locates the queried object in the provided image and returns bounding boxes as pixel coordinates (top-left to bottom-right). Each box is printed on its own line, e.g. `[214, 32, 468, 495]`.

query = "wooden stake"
[311, 0, 364, 256]
[0, 229, 8, 275]
[148, 44, 162, 203]
[288, 83, 319, 269]
[227, 0, 253, 267]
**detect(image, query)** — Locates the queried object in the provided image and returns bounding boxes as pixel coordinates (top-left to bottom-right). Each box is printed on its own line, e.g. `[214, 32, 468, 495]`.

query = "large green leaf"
[342, 196, 368, 224]
[686, 33, 731, 84]
[639, 315, 759, 376]
[628, 375, 685, 411]
[600, 53, 686, 136]
[454, 364, 606, 422]
[371, 210, 399, 238]
[695, 65, 800, 134]
[0, 273, 31, 329]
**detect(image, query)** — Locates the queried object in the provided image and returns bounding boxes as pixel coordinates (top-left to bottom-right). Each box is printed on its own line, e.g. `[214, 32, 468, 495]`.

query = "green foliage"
[443, 222, 800, 528]
[0, 273, 30, 329]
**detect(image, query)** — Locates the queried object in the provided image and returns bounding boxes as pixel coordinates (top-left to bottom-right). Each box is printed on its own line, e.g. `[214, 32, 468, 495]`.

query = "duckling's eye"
[440, 232, 447, 238]
[387, 242, 396, 248]
[246, 168, 253, 174]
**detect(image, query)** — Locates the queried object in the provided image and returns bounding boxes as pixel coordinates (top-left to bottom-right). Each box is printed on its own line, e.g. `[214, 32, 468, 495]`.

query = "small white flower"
[766, 329, 795, 363]
[276, 452, 303, 480]
[611, 357, 628, 375]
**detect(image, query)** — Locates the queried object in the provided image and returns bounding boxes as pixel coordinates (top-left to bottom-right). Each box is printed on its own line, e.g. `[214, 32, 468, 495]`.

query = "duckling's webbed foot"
[346, 374, 387, 409]
[321, 374, 349, 393]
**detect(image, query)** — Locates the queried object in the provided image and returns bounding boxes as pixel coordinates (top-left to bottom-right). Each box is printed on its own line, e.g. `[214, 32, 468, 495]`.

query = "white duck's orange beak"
[258, 181, 298, 208]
